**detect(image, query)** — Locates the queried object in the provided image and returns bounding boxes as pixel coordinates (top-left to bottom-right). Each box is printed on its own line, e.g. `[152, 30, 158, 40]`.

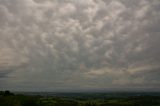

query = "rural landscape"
[0, 0, 160, 106]
[1, 90, 160, 106]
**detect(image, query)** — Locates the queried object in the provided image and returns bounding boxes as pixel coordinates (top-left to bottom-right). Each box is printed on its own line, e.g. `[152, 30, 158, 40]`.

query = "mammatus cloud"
[0, 0, 160, 91]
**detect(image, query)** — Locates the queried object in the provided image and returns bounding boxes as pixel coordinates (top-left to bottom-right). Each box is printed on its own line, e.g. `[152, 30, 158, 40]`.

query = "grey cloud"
[0, 0, 160, 91]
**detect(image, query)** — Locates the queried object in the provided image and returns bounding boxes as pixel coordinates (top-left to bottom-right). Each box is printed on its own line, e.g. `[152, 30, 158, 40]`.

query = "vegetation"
[0, 91, 160, 106]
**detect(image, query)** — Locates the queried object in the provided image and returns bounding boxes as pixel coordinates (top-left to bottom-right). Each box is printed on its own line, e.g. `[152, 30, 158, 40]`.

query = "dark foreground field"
[0, 91, 160, 106]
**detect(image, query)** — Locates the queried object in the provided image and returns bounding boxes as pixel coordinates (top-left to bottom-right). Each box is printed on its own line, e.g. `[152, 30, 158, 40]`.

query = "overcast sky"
[0, 0, 160, 92]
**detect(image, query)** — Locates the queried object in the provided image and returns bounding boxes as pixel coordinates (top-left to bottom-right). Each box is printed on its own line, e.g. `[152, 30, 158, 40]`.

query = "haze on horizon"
[0, 0, 160, 92]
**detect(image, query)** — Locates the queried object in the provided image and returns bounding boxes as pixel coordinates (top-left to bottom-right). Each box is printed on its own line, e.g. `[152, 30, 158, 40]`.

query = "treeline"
[0, 90, 14, 96]
[0, 90, 40, 106]
[0, 91, 160, 106]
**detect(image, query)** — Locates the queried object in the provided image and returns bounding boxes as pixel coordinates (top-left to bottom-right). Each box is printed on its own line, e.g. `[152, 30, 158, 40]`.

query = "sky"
[0, 0, 160, 92]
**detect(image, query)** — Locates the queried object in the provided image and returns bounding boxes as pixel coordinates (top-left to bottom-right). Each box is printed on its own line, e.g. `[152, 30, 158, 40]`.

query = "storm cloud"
[0, 0, 160, 91]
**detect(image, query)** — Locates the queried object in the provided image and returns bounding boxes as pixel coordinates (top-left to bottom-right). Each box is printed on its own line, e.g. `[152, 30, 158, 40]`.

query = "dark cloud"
[0, 0, 160, 91]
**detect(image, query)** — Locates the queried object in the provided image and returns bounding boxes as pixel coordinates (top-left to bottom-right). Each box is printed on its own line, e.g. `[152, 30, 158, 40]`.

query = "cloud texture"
[0, 0, 160, 91]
